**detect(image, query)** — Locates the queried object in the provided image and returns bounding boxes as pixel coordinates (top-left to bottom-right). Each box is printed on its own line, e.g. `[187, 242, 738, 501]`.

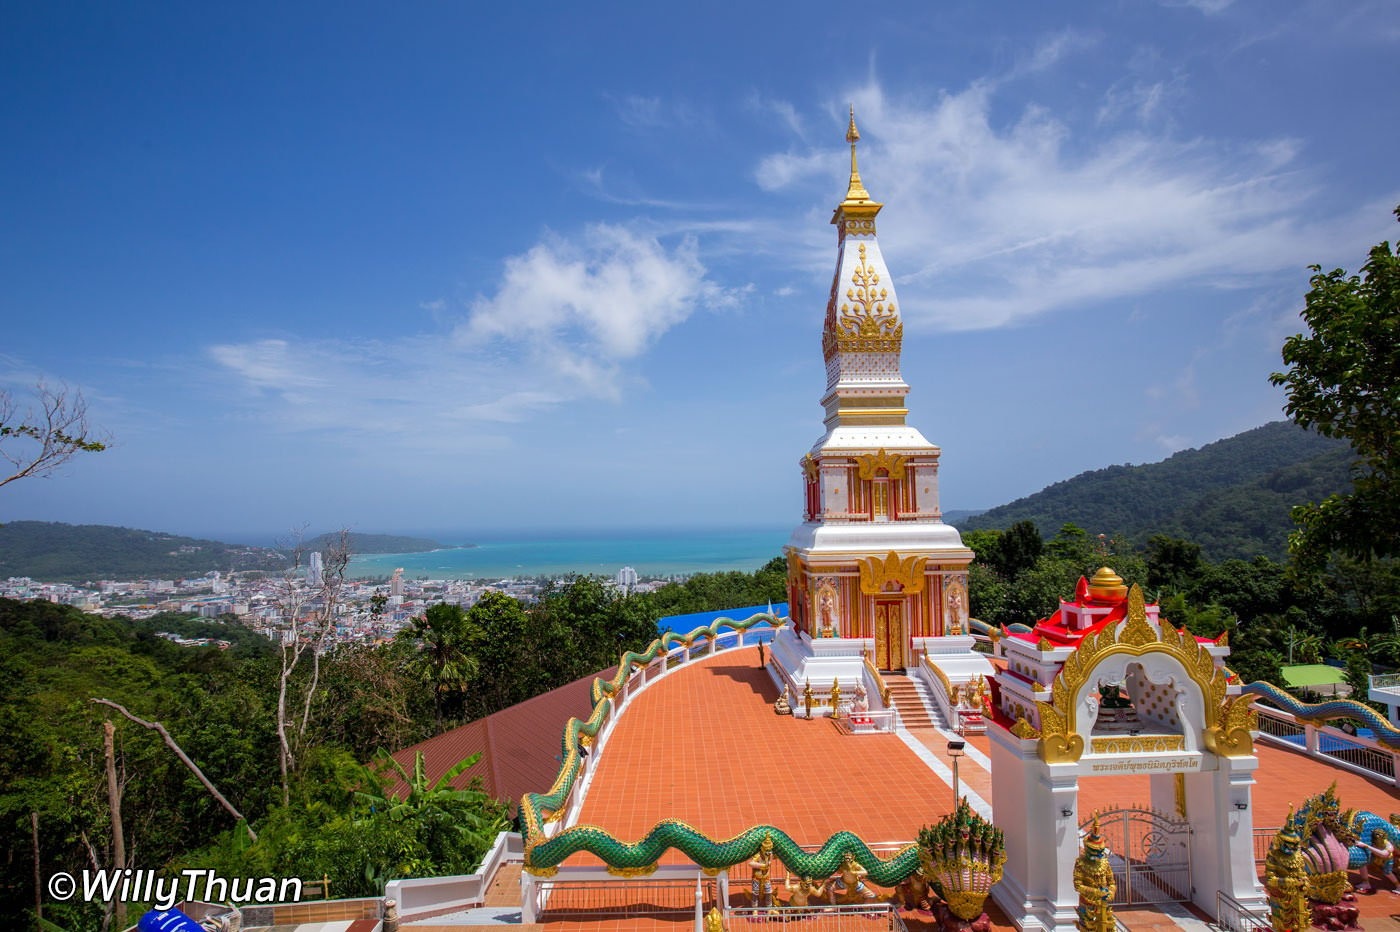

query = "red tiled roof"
[387, 667, 615, 809]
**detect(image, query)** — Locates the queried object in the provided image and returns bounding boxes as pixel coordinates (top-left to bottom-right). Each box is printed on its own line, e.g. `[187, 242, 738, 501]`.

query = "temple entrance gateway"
[874, 600, 903, 671]
[990, 581, 1263, 932]
[1084, 808, 1192, 906]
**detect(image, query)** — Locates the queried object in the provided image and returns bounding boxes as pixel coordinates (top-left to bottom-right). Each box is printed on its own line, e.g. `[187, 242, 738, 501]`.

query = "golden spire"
[843, 105, 871, 203]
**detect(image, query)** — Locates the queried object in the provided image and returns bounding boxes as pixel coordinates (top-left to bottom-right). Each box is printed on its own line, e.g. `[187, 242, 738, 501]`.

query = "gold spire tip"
[846, 105, 860, 144]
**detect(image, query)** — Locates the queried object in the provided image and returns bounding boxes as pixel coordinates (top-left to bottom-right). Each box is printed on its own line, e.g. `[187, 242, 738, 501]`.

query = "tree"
[995, 520, 1043, 579]
[1146, 535, 1204, 592]
[0, 382, 107, 490]
[272, 529, 352, 805]
[401, 603, 478, 729]
[1270, 206, 1400, 569]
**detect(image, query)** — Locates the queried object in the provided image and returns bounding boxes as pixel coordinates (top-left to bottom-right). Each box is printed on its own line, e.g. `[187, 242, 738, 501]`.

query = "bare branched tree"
[273, 528, 353, 805]
[89, 699, 256, 841]
[0, 381, 108, 490]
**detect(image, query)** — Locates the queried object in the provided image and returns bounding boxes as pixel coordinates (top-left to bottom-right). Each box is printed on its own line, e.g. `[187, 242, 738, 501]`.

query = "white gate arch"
[990, 585, 1265, 932]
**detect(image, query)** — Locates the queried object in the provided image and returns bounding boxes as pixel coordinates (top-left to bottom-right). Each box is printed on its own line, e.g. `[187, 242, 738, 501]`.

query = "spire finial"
[842, 105, 871, 203]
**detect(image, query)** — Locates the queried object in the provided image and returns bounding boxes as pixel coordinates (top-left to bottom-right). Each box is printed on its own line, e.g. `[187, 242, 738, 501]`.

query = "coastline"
[345, 527, 788, 580]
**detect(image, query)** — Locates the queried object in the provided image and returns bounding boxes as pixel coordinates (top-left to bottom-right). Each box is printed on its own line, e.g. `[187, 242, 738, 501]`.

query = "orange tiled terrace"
[573, 644, 1400, 853]
[486, 640, 1400, 932]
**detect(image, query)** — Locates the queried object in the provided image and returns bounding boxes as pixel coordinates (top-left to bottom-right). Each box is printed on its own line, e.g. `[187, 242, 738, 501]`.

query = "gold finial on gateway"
[843, 105, 872, 203]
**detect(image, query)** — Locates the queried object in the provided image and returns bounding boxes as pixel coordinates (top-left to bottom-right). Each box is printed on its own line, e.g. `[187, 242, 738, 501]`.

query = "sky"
[1, 1, 1397, 542]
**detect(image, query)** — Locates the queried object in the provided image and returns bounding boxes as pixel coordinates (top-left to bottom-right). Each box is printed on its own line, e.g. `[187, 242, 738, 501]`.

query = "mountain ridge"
[962, 421, 1352, 560]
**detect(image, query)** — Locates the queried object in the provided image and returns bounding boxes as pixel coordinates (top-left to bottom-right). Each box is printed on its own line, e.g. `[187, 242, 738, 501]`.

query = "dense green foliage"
[403, 561, 787, 725]
[965, 522, 1400, 689]
[1270, 206, 1400, 570]
[0, 521, 289, 581]
[964, 422, 1351, 561]
[303, 532, 452, 554]
[0, 558, 789, 928]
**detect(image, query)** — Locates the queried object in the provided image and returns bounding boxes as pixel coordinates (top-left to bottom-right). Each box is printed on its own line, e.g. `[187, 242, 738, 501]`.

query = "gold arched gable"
[855, 448, 907, 481]
[1033, 585, 1255, 764]
[858, 551, 927, 595]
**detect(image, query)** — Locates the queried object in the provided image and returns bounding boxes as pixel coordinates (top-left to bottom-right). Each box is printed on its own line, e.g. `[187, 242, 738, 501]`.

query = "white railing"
[1371, 672, 1400, 690]
[729, 902, 908, 932]
[846, 709, 898, 733]
[1252, 704, 1400, 785]
[385, 830, 524, 919]
[1216, 889, 1271, 932]
[917, 655, 957, 727]
[523, 863, 723, 924]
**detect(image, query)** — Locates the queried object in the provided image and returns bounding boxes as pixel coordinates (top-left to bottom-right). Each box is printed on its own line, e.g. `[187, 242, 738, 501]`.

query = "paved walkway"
[575, 648, 954, 850]
[518, 646, 1400, 932]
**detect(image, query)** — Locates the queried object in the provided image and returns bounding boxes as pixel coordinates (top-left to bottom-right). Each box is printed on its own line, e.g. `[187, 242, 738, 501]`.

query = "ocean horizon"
[345, 527, 791, 580]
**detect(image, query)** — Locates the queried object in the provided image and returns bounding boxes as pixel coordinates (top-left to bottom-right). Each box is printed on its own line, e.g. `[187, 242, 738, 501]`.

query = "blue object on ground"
[139, 909, 203, 932]
[657, 602, 788, 635]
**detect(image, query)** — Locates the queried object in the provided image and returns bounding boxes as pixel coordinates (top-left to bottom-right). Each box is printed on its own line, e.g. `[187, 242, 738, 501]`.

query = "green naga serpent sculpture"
[518, 613, 920, 884]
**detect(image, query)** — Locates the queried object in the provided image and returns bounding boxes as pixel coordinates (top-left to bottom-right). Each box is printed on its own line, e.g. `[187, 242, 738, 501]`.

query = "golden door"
[875, 600, 904, 671]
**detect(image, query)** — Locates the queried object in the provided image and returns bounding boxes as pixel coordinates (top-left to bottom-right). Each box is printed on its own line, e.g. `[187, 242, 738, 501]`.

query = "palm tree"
[401, 603, 477, 729]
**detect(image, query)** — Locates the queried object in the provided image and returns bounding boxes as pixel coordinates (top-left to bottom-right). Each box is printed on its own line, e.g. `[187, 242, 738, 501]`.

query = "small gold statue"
[704, 906, 725, 932]
[896, 869, 933, 911]
[833, 852, 875, 904]
[774, 685, 792, 715]
[830, 679, 842, 714]
[750, 833, 775, 908]
[1073, 817, 1116, 932]
[803, 681, 814, 719]
[785, 875, 827, 909]
[1264, 815, 1310, 932]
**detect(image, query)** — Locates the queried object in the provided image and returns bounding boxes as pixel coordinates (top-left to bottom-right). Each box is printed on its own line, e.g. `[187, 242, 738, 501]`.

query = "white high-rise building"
[307, 551, 324, 588]
[390, 568, 404, 598]
[615, 566, 639, 594]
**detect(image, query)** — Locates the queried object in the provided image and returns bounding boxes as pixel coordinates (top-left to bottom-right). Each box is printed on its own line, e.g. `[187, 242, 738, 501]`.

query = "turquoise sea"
[346, 528, 790, 580]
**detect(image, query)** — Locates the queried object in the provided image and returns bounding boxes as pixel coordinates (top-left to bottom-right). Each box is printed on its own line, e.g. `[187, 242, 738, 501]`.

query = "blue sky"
[2, 1, 1397, 541]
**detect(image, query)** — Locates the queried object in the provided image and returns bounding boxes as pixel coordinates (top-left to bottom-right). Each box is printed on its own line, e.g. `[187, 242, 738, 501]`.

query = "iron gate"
[1082, 807, 1192, 906]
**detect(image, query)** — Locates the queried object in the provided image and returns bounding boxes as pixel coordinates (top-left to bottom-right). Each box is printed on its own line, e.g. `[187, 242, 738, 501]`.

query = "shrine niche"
[815, 577, 839, 637]
[944, 575, 968, 635]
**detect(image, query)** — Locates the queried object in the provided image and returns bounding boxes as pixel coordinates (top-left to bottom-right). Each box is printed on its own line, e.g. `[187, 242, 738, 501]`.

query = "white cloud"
[207, 225, 732, 442]
[753, 75, 1390, 333]
[463, 223, 730, 363]
[608, 93, 705, 130]
[1160, 0, 1234, 14]
[746, 94, 806, 140]
[1016, 28, 1100, 77]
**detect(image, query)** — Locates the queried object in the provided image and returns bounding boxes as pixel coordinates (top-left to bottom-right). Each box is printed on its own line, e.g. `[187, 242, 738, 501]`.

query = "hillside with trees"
[0, 557, 788, 928]
[963, 422, 1351, 560]
[0, 522, 290, 581]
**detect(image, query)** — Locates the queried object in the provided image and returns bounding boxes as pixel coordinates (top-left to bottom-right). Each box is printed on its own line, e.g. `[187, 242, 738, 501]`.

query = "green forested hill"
[0, 522, 290, 581]
[963, 422, 1353, 560]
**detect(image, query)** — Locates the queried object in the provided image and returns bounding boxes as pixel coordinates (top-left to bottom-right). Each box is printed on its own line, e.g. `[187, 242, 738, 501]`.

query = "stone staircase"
[885, 673, 947, 731]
